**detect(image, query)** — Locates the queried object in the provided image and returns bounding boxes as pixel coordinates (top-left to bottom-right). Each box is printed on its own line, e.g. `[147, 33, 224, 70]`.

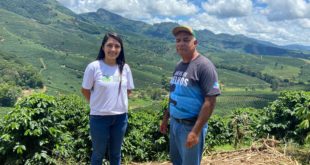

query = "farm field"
[215, 91, 277, 116]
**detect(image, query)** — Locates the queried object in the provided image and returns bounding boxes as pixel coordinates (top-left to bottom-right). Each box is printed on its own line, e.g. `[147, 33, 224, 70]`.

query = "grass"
[211, 143, 251, 152]
[129, 98, 154, 110]
[280, 143, 310, 164]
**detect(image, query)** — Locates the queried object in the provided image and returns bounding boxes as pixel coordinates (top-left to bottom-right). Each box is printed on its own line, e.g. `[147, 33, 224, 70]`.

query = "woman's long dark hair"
[96, 32, 125, 74]
[96, 32, 125, 94]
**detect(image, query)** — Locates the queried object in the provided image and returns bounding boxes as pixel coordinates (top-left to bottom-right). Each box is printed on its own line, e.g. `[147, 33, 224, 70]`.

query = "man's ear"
[194, 39, 198, 45]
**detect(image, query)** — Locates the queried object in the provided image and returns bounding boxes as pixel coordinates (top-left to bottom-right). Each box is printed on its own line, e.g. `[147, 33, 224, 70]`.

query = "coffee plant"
[0, 93, 90, 164]
[123, 103, 169, 162]
[0, 91, 309, 164]
[205, 115, 232, 150]
[257, 91, 310, 144]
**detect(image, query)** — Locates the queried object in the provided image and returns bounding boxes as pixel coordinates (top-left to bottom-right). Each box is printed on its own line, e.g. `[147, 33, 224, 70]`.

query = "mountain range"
[80, 8, 310, 58]
[0, 0, 309, 93]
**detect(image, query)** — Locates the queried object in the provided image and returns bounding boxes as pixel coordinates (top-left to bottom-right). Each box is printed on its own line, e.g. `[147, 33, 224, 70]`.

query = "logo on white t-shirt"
[101, 75, 120, 82]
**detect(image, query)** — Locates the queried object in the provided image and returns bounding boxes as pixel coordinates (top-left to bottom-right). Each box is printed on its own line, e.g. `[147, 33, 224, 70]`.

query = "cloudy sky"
[56, 0, 310, 46]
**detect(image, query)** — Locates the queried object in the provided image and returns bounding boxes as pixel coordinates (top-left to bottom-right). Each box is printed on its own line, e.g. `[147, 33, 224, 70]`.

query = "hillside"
[0, 0, 309, 96]
[0, 1, 177, 93]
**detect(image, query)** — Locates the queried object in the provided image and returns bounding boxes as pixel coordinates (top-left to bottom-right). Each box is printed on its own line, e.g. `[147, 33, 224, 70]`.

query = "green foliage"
[0, 83, 22, 107]
[0, 93, 91, 164]
[205, 115, 232, 150]
[161, 75, 170, 92]
[136, 87, 167, 101]
[0, 107, 13, 119]
[160, 97, 169, 111]
[228, 108, 261, 148]
[257, 91, 310, 144]
[294, 92, 310, 142]
[0, 52, 44, 89]
[55, 95, 91, 162]
[0, 93, 66, 164]
[123, 105, 169, 162]
[0, 89, 309, 164]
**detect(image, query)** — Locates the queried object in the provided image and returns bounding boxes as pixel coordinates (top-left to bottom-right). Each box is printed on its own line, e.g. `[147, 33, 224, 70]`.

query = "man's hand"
[160, 120, 168, 134]
[185, 96, 217, 148]
[160, 109, 169, 134]
[185, 131, 199, 148]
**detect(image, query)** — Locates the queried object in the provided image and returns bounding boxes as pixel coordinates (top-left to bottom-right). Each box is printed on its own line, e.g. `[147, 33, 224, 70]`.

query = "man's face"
[175, 32, 197, 56]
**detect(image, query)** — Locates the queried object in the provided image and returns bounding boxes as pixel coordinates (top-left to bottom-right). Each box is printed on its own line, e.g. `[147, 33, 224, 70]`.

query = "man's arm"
[160, 109, 170, 134]
[186, 96, 217, 148]
[81, 88, 91, 102]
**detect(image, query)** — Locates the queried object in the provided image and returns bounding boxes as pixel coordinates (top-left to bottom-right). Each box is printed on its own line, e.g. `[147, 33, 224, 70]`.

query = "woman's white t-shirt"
[82, 60, 134, 115]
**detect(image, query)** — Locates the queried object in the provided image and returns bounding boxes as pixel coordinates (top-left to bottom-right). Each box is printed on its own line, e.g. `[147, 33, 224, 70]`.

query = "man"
[160, 25, 221, 165]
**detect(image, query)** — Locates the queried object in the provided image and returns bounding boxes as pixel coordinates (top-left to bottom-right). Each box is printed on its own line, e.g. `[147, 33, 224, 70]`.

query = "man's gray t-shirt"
[169, 55, 221, 119]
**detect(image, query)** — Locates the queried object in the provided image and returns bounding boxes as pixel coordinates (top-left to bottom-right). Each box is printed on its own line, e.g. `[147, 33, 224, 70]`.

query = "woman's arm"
[81, 88, 91, 102]
[127, 90, 132, 97]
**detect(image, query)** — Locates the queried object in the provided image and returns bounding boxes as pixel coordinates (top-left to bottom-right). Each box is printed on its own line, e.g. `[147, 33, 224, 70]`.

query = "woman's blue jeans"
[169, 117, 208, 165]
[90, 113, 128, 165]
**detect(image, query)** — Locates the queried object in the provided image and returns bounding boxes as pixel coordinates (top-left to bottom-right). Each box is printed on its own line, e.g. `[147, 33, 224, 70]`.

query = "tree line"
[0, 52, 44, 106]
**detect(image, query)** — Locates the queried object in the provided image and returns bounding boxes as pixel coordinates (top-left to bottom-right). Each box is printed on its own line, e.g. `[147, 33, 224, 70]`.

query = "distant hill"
[283, 44, 310, 51]
[80, 8, 310, 58]
[0, 0, 76, 24]
[79, 8, 151, 34]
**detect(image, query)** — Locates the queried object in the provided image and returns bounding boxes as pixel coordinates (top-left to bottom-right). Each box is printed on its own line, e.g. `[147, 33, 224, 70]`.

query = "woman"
[81, 32, 134, 165]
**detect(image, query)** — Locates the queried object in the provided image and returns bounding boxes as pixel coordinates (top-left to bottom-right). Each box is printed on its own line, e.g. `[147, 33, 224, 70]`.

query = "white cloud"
[261, 0, 310, 21]
[56, 0, 197, 20]
[182, 13, 310, 46]
[147, 17, 176, 25]
[201, 0, 252, 18]
[298, 18, 310, 28]
[56, 0, 310, 46]
[177, 13, 232, 34]
[148, 0, 198, 17]
[227, 18, 247, 33]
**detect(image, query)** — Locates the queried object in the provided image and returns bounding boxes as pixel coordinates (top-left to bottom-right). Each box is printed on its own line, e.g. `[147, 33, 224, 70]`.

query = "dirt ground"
[129, 147, 298, 165]
[201, 148, 298, 165]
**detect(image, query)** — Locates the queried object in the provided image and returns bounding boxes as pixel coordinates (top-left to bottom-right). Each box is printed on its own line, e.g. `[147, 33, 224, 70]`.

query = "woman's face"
[102, 37, 121, 61]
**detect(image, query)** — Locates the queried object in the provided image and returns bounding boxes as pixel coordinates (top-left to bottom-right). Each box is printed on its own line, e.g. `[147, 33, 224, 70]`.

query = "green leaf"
[298, 120, 309, 129]
[13, 144, 26, 154]
[1, 134, 11, 141]
[10, 122, 20, 130]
